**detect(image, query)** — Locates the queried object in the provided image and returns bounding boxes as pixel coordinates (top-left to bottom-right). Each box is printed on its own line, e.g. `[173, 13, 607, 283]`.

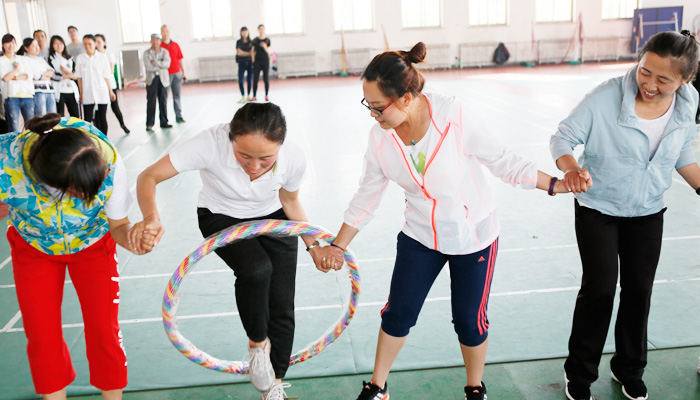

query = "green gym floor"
[1, 62, 699, 399]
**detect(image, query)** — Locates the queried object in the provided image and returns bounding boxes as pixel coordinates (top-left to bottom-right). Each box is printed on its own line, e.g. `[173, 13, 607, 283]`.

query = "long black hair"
[16, 37, 35, 56]
[27, 114, 107, 204]
[48, 35, 71, 60]
[229, 102, 286, 144]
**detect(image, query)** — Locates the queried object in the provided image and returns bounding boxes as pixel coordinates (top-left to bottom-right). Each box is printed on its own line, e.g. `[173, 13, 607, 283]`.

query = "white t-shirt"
[0, 55, 35, 98]
[49, 53, 78, 95]
[45, 155, 133, 220]
[169, 123, 307, 219]
[24, 55, 53, 93]
[638, 94, 676, 160]
[74, 52, 111, 104]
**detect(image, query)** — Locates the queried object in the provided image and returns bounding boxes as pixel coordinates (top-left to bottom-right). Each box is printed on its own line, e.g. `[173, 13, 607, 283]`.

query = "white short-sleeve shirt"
[74, 52, 111, 105]
[169, 123, 306, 219]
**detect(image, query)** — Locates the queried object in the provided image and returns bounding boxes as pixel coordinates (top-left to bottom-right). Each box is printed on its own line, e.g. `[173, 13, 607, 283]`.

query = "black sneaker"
[611, 372, 648, 400]
[565, 374, 594, 400]
[355, 381, 389, 400]
[465, 381, 487, 400]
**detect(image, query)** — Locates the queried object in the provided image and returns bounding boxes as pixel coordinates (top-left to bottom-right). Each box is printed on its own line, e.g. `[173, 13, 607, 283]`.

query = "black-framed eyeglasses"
[361, 98, 393, 115]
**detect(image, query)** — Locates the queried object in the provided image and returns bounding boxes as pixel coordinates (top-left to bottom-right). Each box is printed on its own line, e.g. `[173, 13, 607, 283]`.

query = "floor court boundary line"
[2, 276, 699, 334]
[0, 310, 21, 333]
[0, 256, 10, 272]
[1, 235, 700, 290]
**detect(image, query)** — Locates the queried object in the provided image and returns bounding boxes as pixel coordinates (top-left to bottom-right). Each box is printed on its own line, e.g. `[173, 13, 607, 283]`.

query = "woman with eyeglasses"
[313, 42, 586, 400]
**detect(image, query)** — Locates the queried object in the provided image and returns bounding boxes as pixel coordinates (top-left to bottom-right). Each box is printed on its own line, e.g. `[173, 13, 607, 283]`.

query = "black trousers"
[110, 88, 126, 127]
[197, 207, 297, 378]
[146, 76, 168, 127]
[83, 103, 108, 134]
[57, 93, 80, 118]
[565, 201, 664, 386]
[253, 59, 270, 97]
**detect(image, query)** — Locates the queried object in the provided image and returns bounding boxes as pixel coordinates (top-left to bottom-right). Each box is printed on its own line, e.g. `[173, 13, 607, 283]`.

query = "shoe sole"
[564, 373, 593, 400]
[610, 372, 647, 400]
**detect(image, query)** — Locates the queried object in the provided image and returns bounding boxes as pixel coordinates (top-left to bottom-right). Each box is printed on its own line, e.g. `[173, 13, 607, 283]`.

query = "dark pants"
[565, 201, 664, 386]
[83, 104, 108, 134]
[110, 88, 126, 128]
[381, 232, 497, 347]
[197, 207, 297, 379]
[253, 59, 270, 97]
[238, 59, 253, 96]
[57, 93, 80, 118]
[146, 76, 168, 127]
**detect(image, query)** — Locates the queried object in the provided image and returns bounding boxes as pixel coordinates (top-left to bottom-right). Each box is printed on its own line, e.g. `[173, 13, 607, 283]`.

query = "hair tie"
[40, 128, 53, 135]
[680, 29, 692, 37]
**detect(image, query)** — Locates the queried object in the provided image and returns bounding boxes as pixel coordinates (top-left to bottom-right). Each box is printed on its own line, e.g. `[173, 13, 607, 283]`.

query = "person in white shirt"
[75, 34, 115, 135]
[131, 103, 321, 400]
[95, 34, 129, 134]
[0, 34, 34, 132]
[17, 37, 56, 117]
[48, 35, 80, 118]
[313, 42, 582, 400]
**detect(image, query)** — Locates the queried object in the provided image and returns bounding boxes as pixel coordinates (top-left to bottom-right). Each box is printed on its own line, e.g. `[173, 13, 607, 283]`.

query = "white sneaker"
[697, 355, 700, 374]
[247, 339, 276, 391]
[262, 382, 291, 400]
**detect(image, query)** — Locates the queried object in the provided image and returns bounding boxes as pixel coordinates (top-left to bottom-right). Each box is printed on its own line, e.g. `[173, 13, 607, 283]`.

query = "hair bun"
[405, 42, 427, 64]
[26, 113, 61, 134]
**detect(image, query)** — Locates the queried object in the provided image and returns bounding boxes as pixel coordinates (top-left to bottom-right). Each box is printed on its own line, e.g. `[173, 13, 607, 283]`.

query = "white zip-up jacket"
[343, 91, 538, 255]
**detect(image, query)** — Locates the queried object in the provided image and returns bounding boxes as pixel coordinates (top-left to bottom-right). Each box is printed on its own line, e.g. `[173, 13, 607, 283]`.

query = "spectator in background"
[160, 25, 186, 123]
[0, 34, 34, 132]
[236, 26, 253, 103]
[17, 37, 56, 117]
[66, 25, 84, 58]
[75, 34, 115, 134]
[48, 35, 80, 118]
[143, 33, 171, 131]
[33, 30, 49, 61]
[95, 34, 129, 134]
[251, 24, 271, 102]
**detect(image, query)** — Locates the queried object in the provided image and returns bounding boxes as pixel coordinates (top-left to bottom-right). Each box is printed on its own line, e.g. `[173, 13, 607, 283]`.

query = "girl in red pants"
[1, 114, 152, 399]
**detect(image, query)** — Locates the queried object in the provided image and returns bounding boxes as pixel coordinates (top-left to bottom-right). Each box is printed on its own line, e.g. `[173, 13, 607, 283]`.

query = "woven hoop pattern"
[162, 219, 361, 374]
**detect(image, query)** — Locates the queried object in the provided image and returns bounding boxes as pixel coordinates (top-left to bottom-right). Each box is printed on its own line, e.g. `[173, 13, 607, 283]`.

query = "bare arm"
[108, 216, 136, 253]
[178, 59, 186, 79]
[129, 155, 180, 253]
[77, 77, 83, 103]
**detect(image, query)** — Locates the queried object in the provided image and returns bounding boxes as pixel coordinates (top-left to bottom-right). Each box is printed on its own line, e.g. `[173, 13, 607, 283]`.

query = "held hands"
[127, 217, 165, 255]
[310, 245, 344, 273]
[560, 169, 593, 194]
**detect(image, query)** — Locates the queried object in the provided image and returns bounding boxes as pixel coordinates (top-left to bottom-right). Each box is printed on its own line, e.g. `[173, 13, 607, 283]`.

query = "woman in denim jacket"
[550, 31, 700, 400]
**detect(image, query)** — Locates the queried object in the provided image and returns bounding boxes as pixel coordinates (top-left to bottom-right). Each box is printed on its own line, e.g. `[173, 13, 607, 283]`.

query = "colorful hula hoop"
[162, 219, 361, 374]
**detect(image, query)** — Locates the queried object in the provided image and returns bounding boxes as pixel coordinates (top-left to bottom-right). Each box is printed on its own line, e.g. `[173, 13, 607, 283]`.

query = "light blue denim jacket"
[550, 65, 699, 217]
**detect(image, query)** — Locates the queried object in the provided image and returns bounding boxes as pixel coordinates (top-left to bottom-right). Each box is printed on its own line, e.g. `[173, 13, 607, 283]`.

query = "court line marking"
[3, 276, 699, 334]
[1, 235, 699, 290]
[0, 311, 21, 333]
[0, 256, 10, 272]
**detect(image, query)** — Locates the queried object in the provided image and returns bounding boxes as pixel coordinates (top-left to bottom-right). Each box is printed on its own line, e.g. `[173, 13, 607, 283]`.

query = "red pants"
[9, 227, 128, 394]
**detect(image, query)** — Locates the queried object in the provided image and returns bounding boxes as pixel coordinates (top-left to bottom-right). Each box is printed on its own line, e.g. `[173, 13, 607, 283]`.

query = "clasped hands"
[127, 217, 165, 255]
[559, 169, 593, 194]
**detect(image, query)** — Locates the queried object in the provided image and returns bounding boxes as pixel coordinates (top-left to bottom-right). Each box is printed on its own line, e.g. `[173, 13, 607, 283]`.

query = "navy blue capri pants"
[380, 232, 498, 347]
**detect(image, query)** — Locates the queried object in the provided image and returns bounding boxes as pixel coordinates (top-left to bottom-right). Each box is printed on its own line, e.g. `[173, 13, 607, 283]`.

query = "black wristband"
[548, 177, 558, 196]
[330, 243, 345, 252]
[696, 187, 700, 196]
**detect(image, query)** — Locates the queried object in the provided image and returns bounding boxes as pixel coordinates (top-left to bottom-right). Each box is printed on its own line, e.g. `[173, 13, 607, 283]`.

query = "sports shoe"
[176, 117, 186, 123]
[697, 355, 700, 374]
[160, 124, 173, 128]
[611, 372, 648, 400]
[251, 96, 257, 102]
[121, 125, 130, 134]
[261, 381, 291, 400]
[465, 381, 487, 400]
[565, 374, 594, 400]
[238, 97, 247, 103]
[247, 339, 276, 391]
[146, 126, 154, 132]
[265, 95, 269, 102]
[355, 381, 389, 400]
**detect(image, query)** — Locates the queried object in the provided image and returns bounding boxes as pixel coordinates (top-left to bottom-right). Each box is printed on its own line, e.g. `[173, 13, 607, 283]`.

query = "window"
[401, 0, 440, 28]
[602, 0, 638, 19]
[468, 0, 507, 26]
[262, 0, 304, 35]
[333, 0, 373, 32]
[118, 0, 162, 43]
[190, 0, 233, 40]
[536, 0, 573, 23]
